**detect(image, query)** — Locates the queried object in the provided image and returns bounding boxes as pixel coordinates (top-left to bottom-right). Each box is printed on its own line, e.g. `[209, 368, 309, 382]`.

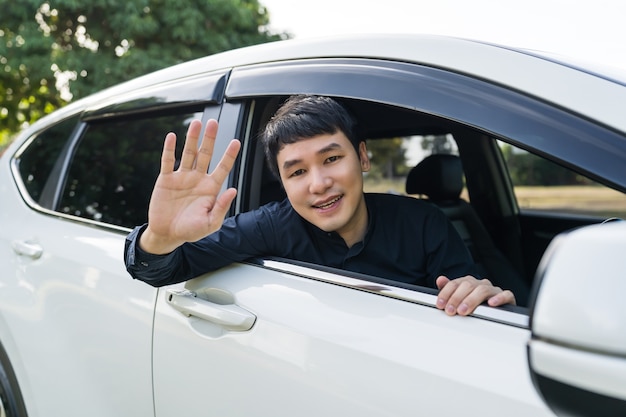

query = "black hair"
[261, 95, 359, 179]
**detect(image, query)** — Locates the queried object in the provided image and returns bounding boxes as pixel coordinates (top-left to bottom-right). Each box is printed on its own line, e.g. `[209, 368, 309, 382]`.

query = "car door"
[1, 114, 158, 417]
[0, 70, 228, 416]
[153, 261, 548, 416]
[148, 58, 586, 416]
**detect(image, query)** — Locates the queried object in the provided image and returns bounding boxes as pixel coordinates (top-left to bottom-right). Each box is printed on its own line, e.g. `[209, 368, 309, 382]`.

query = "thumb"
[435, 275, 450, 290]
[211, 188, 238, 219]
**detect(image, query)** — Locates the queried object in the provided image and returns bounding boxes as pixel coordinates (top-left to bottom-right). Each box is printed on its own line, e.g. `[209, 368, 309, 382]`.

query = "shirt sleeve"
[124, 224, 191, 287]
[181, 208, 276, 278]
[123, 203, 284, 287]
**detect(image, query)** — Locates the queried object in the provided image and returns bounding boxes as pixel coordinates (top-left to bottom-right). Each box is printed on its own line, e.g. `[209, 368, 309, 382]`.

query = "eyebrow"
[281, 142, 343, 171]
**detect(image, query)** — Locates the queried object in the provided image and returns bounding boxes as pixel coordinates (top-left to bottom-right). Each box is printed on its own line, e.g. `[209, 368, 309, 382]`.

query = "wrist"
[138, 226, 182, 255]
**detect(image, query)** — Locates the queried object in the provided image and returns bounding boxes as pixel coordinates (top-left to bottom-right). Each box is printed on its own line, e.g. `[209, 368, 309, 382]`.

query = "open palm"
[141, 119, 241, 254]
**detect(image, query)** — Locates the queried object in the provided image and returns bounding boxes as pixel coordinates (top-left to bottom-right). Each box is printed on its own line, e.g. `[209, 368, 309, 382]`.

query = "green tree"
[0, 0, 288, 150]
[500, 143, 592, 186]
[420, 134, 455, 154]
[366, 137, 409, 180]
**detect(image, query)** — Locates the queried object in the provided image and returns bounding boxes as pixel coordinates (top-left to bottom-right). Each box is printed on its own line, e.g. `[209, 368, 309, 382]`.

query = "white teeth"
[315, 196, 341, 209]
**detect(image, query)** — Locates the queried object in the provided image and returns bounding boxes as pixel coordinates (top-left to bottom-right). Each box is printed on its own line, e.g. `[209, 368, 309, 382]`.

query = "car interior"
[405, 153, 530, 305]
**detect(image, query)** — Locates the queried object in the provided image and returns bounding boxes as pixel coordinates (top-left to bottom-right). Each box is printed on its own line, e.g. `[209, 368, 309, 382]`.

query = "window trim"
[82, 70, 230, 120]
[247, 257, 530, 328]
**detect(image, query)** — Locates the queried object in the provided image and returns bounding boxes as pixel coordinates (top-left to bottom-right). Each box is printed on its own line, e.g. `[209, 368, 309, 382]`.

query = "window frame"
[55, 108, 208, 228]
[10, 72, 230, 232]
[226, 57, 626, 197]
[11, 115, 83, 210]
[227, 57, 626, 271]
[220, 57, 626, 323]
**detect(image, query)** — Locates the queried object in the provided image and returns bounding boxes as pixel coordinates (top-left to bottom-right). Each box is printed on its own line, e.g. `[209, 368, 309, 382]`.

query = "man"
[125, 95, 516, 316]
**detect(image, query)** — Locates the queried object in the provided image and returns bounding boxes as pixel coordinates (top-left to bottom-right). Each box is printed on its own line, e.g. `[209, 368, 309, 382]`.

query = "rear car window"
[58, 111, 202, 228]
[16, 116, 78, 204]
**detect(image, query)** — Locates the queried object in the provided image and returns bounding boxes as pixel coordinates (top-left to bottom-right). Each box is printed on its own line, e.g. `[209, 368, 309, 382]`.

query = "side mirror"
[528, 221, 626, 417]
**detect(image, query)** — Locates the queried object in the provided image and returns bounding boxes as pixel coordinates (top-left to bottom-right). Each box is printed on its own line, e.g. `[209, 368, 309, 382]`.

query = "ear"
[358, 141, 370, 172]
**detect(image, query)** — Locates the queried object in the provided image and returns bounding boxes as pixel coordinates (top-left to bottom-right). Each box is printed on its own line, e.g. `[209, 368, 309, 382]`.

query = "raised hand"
[139, 119, 241, 254]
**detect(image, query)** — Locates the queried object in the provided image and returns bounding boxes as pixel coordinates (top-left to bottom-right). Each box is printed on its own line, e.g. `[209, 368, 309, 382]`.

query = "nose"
[309, 168, 332, 194]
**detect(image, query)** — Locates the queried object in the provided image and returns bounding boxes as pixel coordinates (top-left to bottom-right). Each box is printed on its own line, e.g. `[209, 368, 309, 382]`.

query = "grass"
[364, 179, 626, 218]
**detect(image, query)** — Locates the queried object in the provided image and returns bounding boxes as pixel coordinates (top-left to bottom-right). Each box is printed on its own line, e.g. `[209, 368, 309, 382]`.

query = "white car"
[1, 34, 625, 417]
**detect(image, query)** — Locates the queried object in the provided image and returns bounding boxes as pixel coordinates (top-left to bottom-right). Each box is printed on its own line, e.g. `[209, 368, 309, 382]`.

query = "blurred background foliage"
[0, 1, 574, 188]
[0, 0, 288, 151]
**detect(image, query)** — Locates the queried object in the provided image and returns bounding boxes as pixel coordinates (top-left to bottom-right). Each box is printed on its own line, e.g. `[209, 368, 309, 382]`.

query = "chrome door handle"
[165, 289, 256, 331]
[12, 240, 43, 259]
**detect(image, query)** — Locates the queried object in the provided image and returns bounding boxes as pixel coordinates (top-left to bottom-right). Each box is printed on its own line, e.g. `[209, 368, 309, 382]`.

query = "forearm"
[124, 208, 276, 287]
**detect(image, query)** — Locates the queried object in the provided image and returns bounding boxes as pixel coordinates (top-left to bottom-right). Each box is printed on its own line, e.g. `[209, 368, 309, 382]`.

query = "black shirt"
[125, 193, 478, 288]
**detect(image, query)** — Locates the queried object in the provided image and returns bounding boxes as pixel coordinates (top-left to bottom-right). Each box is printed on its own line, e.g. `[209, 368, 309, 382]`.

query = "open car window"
[363, 133, 461, 196]
[237, 97, 536, 308]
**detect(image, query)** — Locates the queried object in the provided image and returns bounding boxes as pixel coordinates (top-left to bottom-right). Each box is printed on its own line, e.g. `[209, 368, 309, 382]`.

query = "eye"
[325, 155, 342, 163]
[289, 168, 305, 178]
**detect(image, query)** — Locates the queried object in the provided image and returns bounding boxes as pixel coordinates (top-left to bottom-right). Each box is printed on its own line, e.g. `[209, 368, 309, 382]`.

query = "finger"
[442, 279, 478, 316]
[488, 290, 517, 307]
[179, 120, 202, 171]
[435, 276, 451, 310]
[435, 275, 459, 310]
[209, 139, 241, 185]
[160, 132, 178, 174]
[210, 187, 238, 222]
[435, 275, 450, 290]
[195, 119, 218, 173]
[455, 282, 497, 316]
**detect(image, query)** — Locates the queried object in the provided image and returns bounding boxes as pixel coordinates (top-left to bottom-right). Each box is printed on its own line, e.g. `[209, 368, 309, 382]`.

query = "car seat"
[406, 154, 530, 306]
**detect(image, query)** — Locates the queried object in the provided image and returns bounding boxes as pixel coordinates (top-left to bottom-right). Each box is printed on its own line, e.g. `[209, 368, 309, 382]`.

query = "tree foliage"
[420, 134, 456, 155]
[500, 143, 592, 186]
[0, 0, 288, 149]
[366, 137, 409, 180]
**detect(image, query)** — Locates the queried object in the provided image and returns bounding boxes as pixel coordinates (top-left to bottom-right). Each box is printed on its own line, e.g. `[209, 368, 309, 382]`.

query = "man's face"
[277, 132, 370, 246]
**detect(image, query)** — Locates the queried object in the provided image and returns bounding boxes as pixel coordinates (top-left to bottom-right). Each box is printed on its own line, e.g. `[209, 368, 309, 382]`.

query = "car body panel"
[0, 149, 156, 416]
[152, 262, 550, 417]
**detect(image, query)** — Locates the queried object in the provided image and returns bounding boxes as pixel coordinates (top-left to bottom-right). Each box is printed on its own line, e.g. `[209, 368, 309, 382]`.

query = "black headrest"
[405, 154, 464, 201]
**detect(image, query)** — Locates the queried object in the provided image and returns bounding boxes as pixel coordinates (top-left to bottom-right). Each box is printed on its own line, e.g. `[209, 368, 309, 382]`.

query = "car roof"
[26, 34, 626, 135]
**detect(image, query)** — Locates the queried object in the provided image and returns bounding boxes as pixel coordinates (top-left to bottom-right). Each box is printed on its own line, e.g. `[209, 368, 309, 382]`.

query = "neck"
[339, 195, 369, 248]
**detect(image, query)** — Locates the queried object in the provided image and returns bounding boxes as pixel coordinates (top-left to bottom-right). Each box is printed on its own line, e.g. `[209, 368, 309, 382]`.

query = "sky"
[260, 0, 626, 72]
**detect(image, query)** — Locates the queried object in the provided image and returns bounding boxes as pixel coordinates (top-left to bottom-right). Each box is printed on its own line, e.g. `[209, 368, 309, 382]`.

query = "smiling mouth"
[313, 195, 342, 209]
